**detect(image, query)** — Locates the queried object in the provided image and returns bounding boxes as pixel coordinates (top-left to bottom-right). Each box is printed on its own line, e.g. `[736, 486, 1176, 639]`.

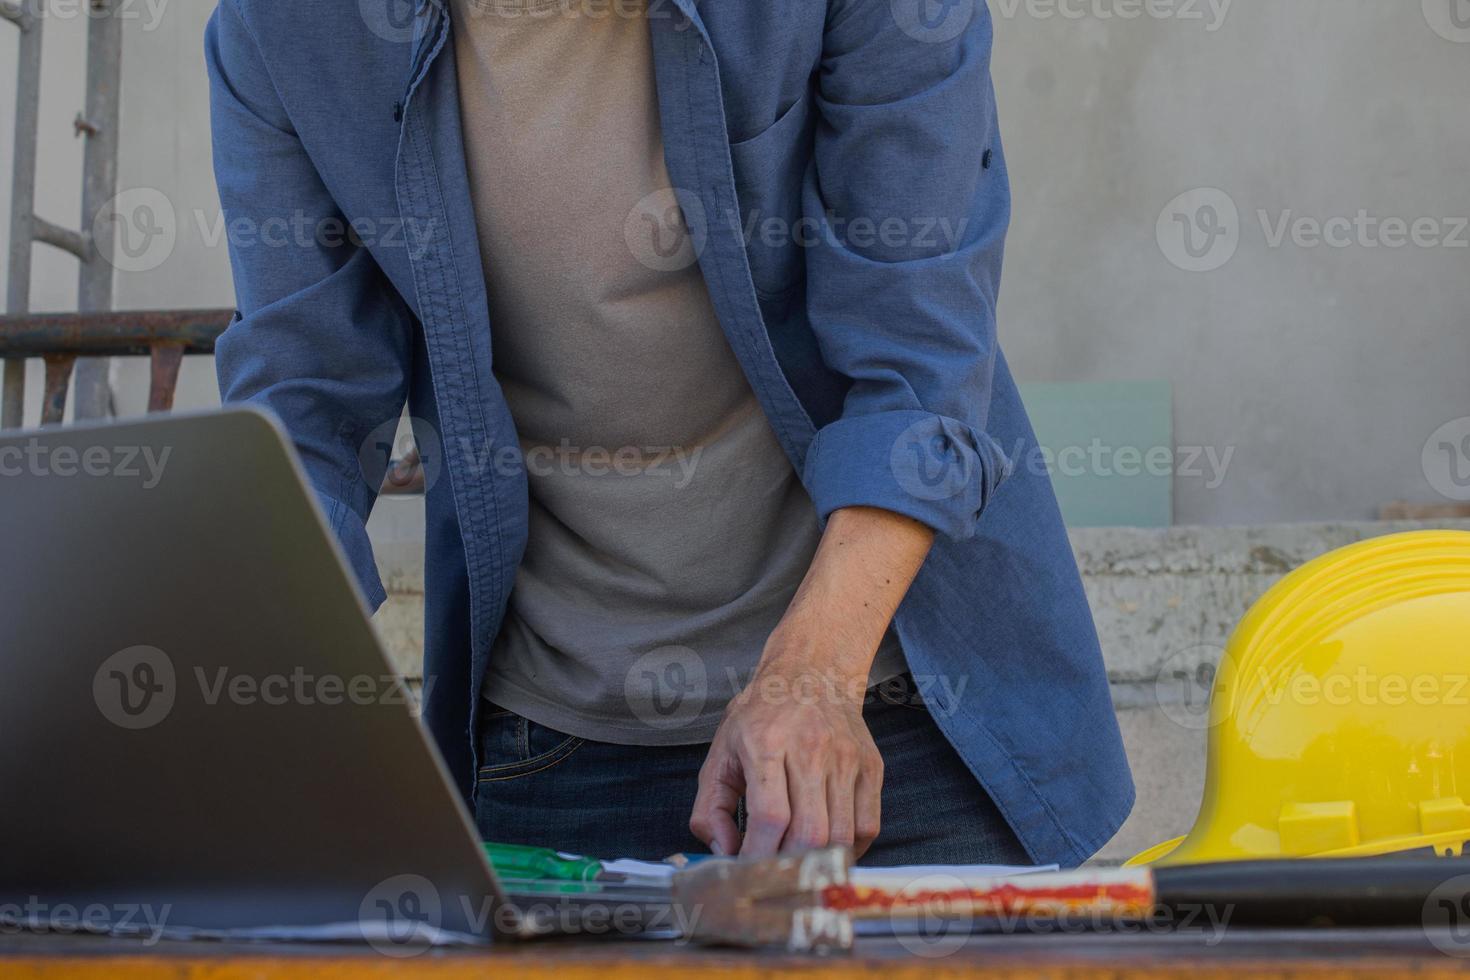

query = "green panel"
[1017, 381, 1173, 528]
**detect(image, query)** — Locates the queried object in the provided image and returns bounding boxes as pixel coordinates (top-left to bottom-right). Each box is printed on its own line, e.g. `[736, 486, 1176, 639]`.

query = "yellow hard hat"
[1130, 530, 1470, 867]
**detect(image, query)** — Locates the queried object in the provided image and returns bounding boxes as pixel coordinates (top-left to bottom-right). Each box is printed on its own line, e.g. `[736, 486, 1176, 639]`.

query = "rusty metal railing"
[0, 306, 423, 496]
[0, 308, 233, 424]
[4, 0, 131, 426]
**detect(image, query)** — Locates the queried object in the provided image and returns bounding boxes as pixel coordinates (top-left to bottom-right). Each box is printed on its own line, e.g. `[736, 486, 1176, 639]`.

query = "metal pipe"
[30, 217, 88, 261]
[72, 0, 124, 421]
[0, 308, 232, 357]
[3, 0, 43, 429]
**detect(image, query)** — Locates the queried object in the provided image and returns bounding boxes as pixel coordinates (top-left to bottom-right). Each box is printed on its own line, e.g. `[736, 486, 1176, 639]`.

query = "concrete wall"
[988, 0, 1470, 523]
[3, 0, 1467, 522]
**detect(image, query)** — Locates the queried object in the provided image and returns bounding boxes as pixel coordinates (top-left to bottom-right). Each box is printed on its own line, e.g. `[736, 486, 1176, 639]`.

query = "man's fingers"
[690, 753, 743, 857]
[825, 770, 857, 850]
[853, 755, 883, 859]
[738, 748, 790, 858]
[780, 753, 830, 853]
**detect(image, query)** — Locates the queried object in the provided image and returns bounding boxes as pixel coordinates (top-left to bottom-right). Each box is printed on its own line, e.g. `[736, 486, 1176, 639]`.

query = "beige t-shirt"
[452, 0, 904, 745]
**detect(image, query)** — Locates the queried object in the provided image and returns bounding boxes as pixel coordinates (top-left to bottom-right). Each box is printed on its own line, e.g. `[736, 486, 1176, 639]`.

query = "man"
[205, 0, 1132, 865]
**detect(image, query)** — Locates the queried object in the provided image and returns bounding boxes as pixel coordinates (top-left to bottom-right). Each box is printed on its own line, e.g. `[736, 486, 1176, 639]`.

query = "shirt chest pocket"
[728, 90, 815, 300]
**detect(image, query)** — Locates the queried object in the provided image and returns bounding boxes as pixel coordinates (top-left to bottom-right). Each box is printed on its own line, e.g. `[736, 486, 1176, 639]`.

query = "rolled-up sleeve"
[205, 0, 411, 609]
[801, 0, 1014, 541]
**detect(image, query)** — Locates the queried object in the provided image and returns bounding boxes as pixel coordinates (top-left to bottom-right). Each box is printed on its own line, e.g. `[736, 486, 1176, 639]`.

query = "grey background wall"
[990, 0, 1470, 525]
[4, 0, 1466, 524]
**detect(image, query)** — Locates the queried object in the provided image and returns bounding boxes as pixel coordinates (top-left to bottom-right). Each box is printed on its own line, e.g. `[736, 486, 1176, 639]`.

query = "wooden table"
[5, 927, 1470, 978]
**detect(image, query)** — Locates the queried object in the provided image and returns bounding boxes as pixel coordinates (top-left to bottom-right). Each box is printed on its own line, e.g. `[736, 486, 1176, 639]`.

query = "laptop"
[0, 407, 656, 948]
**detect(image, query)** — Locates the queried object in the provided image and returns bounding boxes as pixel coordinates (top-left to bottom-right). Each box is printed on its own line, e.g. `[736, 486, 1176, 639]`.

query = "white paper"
[0, 912, 486, 948]
[601, 858, 1056, 884]
[851, 863, 1059, 885]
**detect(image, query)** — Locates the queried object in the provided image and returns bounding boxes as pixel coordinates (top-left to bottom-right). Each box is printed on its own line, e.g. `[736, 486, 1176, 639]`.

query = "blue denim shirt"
[205, 0, 1133, 866]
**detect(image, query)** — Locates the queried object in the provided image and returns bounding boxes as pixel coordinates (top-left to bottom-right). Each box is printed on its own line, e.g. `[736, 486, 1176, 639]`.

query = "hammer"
[671, 847, 855, 953]
[673, 847, 1470, 952]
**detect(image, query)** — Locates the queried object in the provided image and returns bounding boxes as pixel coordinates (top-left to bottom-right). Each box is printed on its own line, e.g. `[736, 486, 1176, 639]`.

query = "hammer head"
[672, 846, 854, 953]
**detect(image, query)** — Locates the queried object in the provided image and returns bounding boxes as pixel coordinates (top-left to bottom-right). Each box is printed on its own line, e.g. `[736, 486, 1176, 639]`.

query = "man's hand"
[690, 633, 884, 858]
[689, 507, 934, 858]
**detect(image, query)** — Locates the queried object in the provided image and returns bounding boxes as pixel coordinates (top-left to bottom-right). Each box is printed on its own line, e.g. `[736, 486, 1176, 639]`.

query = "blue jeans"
[472, 675, 1031, 867]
